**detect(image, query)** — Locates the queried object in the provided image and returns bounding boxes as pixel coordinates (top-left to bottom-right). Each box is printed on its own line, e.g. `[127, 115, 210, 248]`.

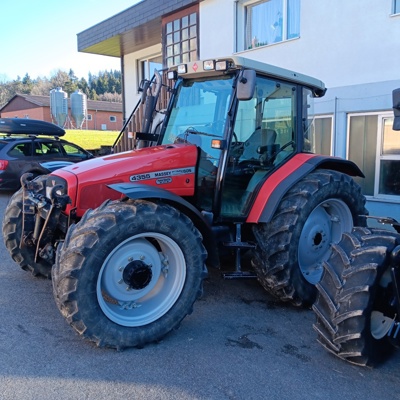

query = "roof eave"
[77, 0, 201, 57]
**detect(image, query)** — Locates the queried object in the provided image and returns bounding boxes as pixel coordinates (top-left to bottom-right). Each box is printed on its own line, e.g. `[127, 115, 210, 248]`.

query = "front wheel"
[252, 169, 367, 306]
[52, 199, 208, 349]
[313, 227, 400, 366]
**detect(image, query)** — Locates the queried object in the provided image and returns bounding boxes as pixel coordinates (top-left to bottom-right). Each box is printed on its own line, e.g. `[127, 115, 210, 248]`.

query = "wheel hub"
[122, 260, 153, 290]
[312, 230, 325, 248]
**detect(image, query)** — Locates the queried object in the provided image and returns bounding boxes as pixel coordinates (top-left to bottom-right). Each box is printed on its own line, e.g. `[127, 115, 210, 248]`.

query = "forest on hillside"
[0, 69, 122, 108]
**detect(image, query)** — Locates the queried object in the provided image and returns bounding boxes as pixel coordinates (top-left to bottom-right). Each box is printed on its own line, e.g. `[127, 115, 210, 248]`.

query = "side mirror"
[237, 70, 256, 101]
[393, 88, 400, 131]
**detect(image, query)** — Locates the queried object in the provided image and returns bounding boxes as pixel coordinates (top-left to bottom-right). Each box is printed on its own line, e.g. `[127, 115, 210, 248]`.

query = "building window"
[87, 114, 92, 121]
[303, 88, 332, 155]
[348, 114, 378, 196]
[243, 0, 300, 50]
[393, 0, 400, 14]
[347, 113, 400, 199]
[109, 116, 116, 122]
[311, 116, 333, 155]
[163, 6, 198, 68]
[140, 55, 163, 81]
[377, 116, 400, 196]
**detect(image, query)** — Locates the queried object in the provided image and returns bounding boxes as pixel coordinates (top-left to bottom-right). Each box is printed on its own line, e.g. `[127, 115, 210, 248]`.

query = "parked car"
[0, 118, 94, 190]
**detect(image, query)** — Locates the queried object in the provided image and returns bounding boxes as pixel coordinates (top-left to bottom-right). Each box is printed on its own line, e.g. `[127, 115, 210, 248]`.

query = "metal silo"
[50, 87, 68, 127]
[70, 89, 87, 129]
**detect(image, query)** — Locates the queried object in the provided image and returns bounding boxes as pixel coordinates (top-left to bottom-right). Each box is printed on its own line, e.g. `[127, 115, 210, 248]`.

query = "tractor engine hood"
[52, 143, 198, 216]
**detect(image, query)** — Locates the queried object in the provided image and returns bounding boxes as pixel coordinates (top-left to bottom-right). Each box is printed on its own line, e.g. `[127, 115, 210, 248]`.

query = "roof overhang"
[77, 0, 201, 58]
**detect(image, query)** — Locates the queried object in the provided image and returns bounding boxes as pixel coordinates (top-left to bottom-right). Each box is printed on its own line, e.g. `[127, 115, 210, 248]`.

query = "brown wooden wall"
[113, 72, 172, 153]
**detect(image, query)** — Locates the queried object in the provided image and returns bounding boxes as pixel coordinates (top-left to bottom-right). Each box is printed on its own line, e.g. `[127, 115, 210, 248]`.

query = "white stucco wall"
[199, 0, 236, 59]
[199, 0, 400, 89]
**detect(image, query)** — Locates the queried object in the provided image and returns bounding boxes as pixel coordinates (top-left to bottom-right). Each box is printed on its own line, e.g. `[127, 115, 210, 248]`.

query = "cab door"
[219, 76, 298, 218]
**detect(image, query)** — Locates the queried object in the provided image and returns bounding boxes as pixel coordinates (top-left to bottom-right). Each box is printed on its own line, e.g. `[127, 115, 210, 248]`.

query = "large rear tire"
[313, 227, 400, 366]
[2, 178, 52, 278]
[252, 169, 367, 306]
[52, 199, 208, 349]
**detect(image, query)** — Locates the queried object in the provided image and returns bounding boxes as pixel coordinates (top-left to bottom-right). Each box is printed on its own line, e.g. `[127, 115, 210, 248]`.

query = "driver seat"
[240, 128, 277, 163]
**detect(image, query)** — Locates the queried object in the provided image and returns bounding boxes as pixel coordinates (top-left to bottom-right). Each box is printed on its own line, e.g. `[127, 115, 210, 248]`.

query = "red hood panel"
[53, 144, 198, 216]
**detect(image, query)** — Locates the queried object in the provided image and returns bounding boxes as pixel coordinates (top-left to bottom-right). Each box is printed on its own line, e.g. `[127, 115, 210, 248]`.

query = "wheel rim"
[97, 232, 186, 327]
[298, 198, 353, 284]
[370, 270, 395, 340]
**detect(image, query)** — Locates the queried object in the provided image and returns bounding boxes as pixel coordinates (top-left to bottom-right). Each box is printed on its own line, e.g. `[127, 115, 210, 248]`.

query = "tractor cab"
[158, 57, 324, 220]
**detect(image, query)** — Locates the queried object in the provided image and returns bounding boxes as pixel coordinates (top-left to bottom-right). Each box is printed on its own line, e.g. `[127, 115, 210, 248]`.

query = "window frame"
[137, 53, 163, 90]
[347, 112, 378, 198]
[236, 0, 300, 52]
[162, 4, 199, 68]
[392, 0, 400, 15]
[347, 111, 400, 201]
[374, 112, 400, 200]
[312, 114, 334, 156]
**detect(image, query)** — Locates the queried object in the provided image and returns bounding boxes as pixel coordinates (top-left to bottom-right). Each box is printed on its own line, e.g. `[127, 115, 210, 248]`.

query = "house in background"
[77, 0, 400, 219]
[0, 94, 123, 131]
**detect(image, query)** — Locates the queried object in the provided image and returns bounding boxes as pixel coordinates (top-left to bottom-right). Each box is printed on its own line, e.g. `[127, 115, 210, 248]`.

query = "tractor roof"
[170, 56, 326, 98]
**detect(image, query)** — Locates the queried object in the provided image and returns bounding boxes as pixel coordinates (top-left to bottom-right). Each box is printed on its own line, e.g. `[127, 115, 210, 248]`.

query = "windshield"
[162, 76, 235, 146]
[162, 75, 235, 211]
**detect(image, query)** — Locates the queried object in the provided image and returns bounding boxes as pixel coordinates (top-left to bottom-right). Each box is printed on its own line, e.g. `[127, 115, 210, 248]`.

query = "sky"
[0, 1, 142, 82]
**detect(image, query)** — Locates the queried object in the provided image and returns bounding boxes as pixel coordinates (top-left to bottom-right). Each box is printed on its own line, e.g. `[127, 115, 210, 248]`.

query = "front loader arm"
[21, 173, 71, 263]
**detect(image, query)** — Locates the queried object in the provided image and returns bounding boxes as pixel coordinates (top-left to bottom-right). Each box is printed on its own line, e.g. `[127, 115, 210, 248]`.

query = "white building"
[78, 0, 400, 218]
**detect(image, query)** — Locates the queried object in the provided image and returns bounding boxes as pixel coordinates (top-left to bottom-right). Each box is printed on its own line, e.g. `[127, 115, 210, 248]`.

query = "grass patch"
[64, 130, 120, 150]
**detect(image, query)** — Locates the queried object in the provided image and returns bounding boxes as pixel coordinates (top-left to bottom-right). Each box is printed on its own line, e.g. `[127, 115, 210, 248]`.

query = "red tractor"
[3, 57, 367, 349]
[313, 88, 400, 366]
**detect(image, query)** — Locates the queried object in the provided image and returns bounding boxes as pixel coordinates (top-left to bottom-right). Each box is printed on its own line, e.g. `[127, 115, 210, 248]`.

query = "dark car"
[0, 118, 94, 190]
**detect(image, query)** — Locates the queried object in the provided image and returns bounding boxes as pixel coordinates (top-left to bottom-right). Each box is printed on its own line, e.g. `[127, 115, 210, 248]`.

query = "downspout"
[121, 55, 126, 128]
[234, 0, 239, 53]
[334, 96, 338, 156]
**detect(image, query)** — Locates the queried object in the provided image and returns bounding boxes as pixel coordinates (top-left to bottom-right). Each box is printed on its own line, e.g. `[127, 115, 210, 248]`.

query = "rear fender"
[108, 183, 219, 267]
[247, 154, 364, 223]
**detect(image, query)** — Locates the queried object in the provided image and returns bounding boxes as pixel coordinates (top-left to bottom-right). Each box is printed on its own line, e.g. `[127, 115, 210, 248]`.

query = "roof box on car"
[0, 118, 66, 137]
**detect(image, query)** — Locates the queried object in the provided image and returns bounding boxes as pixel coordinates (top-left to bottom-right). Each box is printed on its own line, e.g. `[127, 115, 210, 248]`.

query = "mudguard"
[247, 153, 364, 223]
[108, 182, 204, 220]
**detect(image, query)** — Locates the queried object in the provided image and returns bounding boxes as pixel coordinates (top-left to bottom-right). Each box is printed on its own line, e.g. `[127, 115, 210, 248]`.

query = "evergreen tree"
[90, 88, 98, 101]
[21, 74, 34, 94]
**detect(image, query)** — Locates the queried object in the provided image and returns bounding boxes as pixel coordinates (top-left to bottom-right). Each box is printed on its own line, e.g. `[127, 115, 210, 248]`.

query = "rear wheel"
[252, 169, 366, 306]
[2, 177, 52, 278]
[313, 227, 400, 366]
[52, 199, 208, 349]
